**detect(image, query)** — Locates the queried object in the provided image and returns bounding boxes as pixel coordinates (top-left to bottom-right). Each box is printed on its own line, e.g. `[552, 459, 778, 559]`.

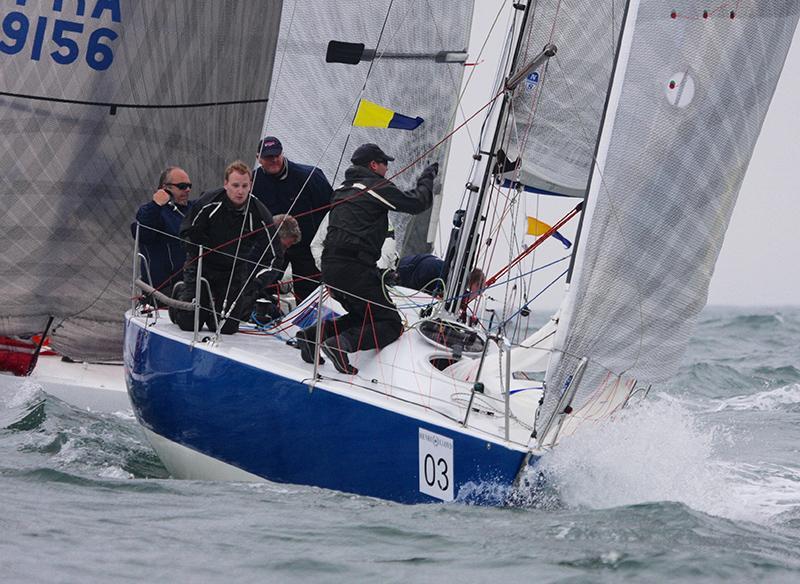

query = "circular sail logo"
[665, 71, 695, 108]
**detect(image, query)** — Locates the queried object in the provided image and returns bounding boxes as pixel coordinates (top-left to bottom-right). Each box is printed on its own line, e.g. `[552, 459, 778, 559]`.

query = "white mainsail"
[536, 0, 800, 445]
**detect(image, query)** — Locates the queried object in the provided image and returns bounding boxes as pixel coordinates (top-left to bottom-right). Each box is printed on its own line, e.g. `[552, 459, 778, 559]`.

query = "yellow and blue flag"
[526, 216, 572, 248]
[353, 99, 424, 130]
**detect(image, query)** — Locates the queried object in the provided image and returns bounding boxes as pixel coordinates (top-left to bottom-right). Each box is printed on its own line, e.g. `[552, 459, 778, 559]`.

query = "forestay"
[260, 0, 475, 255]
[0, 1, 283, 360]
[537, 0, 800, 445]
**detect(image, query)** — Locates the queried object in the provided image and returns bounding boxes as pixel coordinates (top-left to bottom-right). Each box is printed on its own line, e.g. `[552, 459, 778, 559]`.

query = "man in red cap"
[251, 136, 332, 301]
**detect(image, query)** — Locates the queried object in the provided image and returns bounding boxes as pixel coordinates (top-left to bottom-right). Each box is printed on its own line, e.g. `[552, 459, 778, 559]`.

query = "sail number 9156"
[1, 12, 118, 71]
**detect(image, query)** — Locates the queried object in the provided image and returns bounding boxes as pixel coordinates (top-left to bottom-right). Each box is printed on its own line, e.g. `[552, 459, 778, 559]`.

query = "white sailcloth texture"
[503, 0, 625, 198]
[0, 1, 283, 360]
[537, 1, 800, 445]
[261, 0, 474, 255]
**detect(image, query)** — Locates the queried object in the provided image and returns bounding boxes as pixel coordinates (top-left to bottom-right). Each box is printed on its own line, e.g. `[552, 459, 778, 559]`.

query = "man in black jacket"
[251, 136, 332, 302]
[297, 143, 437, 374]
[174, 161, 282, 335]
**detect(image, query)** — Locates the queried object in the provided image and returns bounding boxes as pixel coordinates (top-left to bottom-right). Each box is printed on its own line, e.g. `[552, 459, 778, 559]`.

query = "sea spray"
[536, 395, 733, 515]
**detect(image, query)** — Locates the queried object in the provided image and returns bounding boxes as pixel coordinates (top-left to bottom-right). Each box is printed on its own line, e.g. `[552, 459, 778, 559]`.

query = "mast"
[442, 1, 554, 317]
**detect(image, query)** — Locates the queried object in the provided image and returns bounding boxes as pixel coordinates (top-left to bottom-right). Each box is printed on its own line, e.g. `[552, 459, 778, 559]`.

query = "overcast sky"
[440, 3, 799, 309]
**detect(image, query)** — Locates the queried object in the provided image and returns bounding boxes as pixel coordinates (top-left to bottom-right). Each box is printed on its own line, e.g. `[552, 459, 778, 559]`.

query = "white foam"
[98, 465, 134, 480]
[537, 395, 800, 524]
[0, 377, 44, 409]
[713, 383, 800, 412]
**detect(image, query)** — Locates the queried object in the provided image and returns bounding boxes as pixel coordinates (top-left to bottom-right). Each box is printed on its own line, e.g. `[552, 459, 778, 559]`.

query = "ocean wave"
[1, 377, 167, 480]
[713, 384, 800, 412]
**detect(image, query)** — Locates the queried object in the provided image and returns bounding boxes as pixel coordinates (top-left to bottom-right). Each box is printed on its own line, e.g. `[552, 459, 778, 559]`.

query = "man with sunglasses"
[131, 166, 196, 292]
[251, 136, 333, 302]
[295, 143, 438, 374]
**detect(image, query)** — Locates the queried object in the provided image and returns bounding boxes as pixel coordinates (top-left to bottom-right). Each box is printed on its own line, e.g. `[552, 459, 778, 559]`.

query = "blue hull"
[124, 319, 534, 503]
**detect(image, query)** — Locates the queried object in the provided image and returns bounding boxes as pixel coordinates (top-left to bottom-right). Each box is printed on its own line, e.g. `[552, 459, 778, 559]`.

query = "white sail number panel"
[418, 428, 454, 501]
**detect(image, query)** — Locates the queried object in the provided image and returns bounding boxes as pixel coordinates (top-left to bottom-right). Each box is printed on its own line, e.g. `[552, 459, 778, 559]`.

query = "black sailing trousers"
[320, 258, 403, 352]
[284, 243, 319, 302]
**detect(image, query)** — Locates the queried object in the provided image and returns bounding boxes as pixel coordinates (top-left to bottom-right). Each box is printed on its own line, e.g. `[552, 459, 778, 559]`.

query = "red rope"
[484, 201, 583, 289]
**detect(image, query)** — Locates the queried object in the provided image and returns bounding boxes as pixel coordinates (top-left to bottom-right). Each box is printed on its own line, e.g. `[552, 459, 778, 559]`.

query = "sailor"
[273, 213, 302, 251]
[309, 212, 398, 272]
[395, 254, 485, 304]
[173, 161, 282, 335]
[130, 166, 196, 292]
[396, 253, 447, 295]
[297, 143, 438, 374]
[251, 136, 333, 302]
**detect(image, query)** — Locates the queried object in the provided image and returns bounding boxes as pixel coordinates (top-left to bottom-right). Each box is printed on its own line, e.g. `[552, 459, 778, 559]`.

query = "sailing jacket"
[397, 253, 446, 294]
[323, 164, 436, 266]
[131, 199, 196, 290]
[251, 159, 333, 247]
[179, 188, 282, 289]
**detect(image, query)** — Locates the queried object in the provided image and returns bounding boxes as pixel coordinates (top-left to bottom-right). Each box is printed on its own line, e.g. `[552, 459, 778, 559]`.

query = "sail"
[260, 0, 475, 255]
[537, 1, 800, 445]
[0, 1, 283, 360]
[502, 0, 625, 197]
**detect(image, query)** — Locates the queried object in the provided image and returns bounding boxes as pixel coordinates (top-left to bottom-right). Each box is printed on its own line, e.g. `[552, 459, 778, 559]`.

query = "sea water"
[1, 307, 799, 583]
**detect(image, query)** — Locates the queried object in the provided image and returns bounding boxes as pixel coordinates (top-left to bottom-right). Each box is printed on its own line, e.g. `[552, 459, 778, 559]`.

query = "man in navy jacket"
[131, 166, 196, 292]
[251, 136, 332, 301]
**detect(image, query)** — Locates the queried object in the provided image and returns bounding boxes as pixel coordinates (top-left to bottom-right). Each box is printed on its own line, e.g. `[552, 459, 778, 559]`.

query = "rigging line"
[547, 7, 649, 367]
[438, 0, 508, 153]
[492, 267, 568, 333]
[485, 201, 582, 288]
[478, 49, 549, 262]
[547, 0, 565, 44]
[450, 7, 518, 217]
[470, 39, 542, 274]
[0, 91, 269, 112]
[54, 246, 131, 329]
[219, 194, 258, 322]
[262, 0, 299, 133]
[174, 81, 513, 307]
[331, 0, 400, 185]
[489, 21, 553, 313]
[476, 55, 553, 285]
[436, 254, 571, 313]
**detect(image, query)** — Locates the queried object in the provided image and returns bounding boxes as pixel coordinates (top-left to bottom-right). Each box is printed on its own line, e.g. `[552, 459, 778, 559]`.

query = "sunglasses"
[166, 182, 192, 190]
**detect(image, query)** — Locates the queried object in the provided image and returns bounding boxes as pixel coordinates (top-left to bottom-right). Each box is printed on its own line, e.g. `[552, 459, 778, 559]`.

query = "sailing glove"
[423, 162, 439, 177]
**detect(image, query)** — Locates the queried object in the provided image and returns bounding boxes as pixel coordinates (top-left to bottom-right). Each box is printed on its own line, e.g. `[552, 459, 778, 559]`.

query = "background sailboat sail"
[503, 0, 624, 198]
[261, 0, 474, 256]
[537, 0, 800, 446]
[0, 1, 284, 360]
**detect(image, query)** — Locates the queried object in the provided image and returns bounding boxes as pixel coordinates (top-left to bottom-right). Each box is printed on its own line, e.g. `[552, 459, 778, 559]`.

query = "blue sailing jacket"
[131, 200, 196, 291]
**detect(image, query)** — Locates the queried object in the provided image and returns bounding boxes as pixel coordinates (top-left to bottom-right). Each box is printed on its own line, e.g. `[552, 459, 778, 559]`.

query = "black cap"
[258, 136, 283, 157]
[351, 143, 395, 166]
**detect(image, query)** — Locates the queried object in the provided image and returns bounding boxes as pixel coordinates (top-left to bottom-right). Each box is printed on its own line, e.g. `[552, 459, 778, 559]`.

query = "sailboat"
[3, 1, 798, 503]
